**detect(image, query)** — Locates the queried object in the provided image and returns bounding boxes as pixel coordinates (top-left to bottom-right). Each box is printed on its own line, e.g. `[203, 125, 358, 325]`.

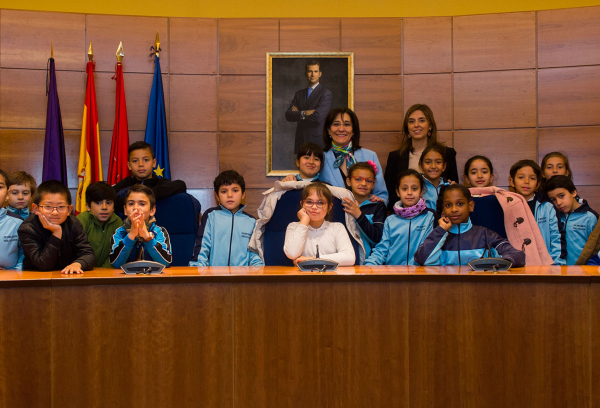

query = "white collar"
[308, 220, 329, 231]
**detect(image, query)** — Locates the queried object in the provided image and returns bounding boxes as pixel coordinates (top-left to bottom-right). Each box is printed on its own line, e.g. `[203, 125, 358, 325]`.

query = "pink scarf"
[393, 198, 427, 219]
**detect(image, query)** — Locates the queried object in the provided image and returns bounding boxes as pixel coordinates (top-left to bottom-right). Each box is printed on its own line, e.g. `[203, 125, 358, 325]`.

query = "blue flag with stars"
[144, 54, 170, 179]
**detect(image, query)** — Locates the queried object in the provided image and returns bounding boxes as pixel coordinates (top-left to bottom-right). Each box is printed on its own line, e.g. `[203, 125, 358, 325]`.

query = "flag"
[75, 60, 103, 214]
[42, 57, 68, 184]
[107, 61, 131, 185]
[144, 54, 170, 179]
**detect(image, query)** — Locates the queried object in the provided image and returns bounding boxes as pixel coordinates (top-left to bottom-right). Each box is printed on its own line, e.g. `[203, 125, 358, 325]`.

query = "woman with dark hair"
[384, 104, 458, 211]
[319, 108, 388, 205]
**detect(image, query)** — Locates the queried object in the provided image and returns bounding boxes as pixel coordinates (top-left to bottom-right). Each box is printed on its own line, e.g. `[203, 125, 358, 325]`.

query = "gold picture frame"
[266, 52, 354, 176]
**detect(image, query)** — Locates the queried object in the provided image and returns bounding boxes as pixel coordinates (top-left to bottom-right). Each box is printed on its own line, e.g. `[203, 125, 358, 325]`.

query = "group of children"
[0, 138, 597, 271]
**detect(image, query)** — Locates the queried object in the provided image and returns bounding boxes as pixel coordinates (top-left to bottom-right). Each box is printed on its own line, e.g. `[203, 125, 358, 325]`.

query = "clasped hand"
[128, 209, 152, 241]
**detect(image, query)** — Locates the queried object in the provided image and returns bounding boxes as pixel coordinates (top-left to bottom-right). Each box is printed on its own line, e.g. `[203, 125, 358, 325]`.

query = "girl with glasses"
[284, 183, 355, 266]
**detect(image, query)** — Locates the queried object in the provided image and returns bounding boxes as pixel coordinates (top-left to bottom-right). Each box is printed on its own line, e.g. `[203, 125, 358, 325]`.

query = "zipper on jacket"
[407, 219, 412, 265]
[227, 213, 235, 266]
[457, 227, 461, 265]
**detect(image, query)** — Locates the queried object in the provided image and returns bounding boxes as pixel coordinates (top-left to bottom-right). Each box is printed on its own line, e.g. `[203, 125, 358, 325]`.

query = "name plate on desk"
[121, 261, 165, 275]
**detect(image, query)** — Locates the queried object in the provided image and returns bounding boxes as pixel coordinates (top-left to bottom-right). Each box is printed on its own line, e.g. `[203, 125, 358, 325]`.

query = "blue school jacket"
[189, 205, 264, 267]
[414, 218, 525, 266]
[109, 222, 172, 267]
[365, 209, 435, 266]
[7, 205, 29, 220]
[422, 177, 448, 211]
[0, 208, 24, 270]
[320, 148, 389, 205]
[354, 200, 386, 258]
[558, 199, 599, 265]
[533, 194, 565, 265]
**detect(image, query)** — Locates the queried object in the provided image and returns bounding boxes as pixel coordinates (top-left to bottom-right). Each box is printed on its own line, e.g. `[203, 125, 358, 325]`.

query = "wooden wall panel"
[454, 70, 536, 129]
[85, 15, 169, 74]
[169, 74, 217, 132]
[360, 132, 401, 174]
[409, 281, 591, 408]
[187, 188, 218, 213]
[95, 72, 169, 132]
[0, 10, 85, 70]
[538, 126, 600, 186]
[354, 75, 402, 132]
[280, 19, 341, 52]
[538, 66, 600, 127]
[0, 68, 85, 130]
[453, 12, 535, 72]
[219, 19, 279, 75]
[169, 132, 218, 188]
[242, 189, 268, 217]
[592, 283, 600, 408]
[403, 73, 452, 130]
[454, 129, 537, 185]
[51, 284, 233, 408]
[0, 287, 52, 408]
[169, 18, 218, 75]
[538, 7, 600, 68]
[403, 17, 452, 74]
[341, 18, 401, 75]
[575, 186, 600, 213]
[218, 75, 265, 132]
[219, 132, 272, 188]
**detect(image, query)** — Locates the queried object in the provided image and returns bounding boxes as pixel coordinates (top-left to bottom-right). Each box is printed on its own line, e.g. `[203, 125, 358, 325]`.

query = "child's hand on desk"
[62, 262, 83, 274]
[438, 216, 452, 231]
[293, 256, 315, 266]
[297, 208, 311, 225]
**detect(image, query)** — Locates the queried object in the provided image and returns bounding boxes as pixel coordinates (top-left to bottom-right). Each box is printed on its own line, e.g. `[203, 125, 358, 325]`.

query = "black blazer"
[285, 84, 333, 152]
[384, 147, 458, 212]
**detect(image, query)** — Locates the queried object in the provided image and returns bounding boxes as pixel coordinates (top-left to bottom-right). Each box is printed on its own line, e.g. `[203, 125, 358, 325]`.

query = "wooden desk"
[1, 266, 599, 407]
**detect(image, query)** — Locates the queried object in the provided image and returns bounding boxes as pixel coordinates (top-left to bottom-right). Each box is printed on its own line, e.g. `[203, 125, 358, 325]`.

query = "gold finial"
[51, 41, 54, 59]
[87, 42, 93, 62]
[116, 41, 124, 63]
[154, 31, 160, 57]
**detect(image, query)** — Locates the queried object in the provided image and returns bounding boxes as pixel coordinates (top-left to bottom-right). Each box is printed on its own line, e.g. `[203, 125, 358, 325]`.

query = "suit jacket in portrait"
[285, 83, 333, 152]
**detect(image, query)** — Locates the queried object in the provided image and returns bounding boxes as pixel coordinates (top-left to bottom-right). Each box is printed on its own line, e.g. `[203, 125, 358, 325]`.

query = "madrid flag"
[107, 59, 130, 185]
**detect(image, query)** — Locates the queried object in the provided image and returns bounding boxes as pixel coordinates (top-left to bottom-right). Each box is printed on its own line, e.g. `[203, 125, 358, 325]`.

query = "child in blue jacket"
[546, 175, 598, 265]
[342, 162, 386, 258]
[509, 159, 564, 265]
[420, 143, 450, 210]
[189, 170, 264, 267]
[365, 169, 435, 266]
[109, 185, 172, 268]
[0, 169, 24, 270]
[415, 184, 525, 266]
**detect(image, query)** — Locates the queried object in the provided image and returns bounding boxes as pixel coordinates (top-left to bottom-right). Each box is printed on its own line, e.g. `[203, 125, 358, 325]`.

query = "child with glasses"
[341, 162, 386, 257]
[17, 180, 96, 273]
[284, 182, 355, 266]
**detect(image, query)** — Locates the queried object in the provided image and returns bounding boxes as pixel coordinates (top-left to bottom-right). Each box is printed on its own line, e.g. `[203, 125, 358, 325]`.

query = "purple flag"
[42, 57, 68, 184]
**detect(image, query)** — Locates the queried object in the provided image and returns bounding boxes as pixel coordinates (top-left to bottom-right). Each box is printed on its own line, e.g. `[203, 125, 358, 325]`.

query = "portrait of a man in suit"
[285, 60, 333, 152]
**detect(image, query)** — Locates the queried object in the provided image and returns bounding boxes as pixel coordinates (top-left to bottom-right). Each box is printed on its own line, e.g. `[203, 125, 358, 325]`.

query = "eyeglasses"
[302, 200, 327, 208]
[350, 176, 375, 184]
[39, 205, 69, 213]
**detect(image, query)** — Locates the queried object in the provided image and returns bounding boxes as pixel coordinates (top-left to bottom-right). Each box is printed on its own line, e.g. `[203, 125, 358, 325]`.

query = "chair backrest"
[263, 189, 361, 266]
[154, 193, 201, 266]
[470, 195, 507, 239]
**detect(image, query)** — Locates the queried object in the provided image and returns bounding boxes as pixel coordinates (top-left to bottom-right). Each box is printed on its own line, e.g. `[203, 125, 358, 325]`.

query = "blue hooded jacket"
[414, 218, 526, 266]
[109, 221, 173, 268]
[365, 208, 435, 266]
[422, 177, 449, 211]
[354, 199, 386, 258]
[532, 193, 564, 265]
[558, 199, 598, 265]
[0, 208, 24, 270]
[189, 205, 264, 267]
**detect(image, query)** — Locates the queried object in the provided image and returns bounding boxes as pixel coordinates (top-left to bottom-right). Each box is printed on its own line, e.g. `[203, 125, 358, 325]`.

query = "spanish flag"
[76, 57, 102, 214]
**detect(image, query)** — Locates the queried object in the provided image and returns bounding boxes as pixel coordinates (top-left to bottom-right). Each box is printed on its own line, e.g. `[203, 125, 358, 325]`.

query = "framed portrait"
[266, 52, 354, 176]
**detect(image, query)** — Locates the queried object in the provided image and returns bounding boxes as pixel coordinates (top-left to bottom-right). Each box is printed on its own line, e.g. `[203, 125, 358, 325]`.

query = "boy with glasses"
[18, 180, 95, 273]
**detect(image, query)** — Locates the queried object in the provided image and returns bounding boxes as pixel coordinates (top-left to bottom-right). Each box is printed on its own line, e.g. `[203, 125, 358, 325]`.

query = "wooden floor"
[0, 266, 598, 407]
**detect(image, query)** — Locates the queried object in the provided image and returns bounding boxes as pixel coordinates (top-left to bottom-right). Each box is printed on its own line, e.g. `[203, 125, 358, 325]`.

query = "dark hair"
[418, 143, 447, 166]
[347, 162, 376, 179]
[463, 155, 494, 182]
[301, 182, 334, 220]
[396, 169, 426, 192]
[399, 104, 440, 157]
[85, 181, 117, 206]
[34, 180, 72, 205]
[545, 175, 576, 194]
[305, 60, 321, 72]
[214, 170, 246, 193]
[128, 141, 155, 160]
[436, 184, 471, 217]
[8, 171, 37, 196]
[509, 159, 542, 181]
[322, 108, 361, 151]
[541, 152, 573, 181]
[296, 143, 325, 172]
[125, 184, 156, 209]
[0, 169, 8, 188]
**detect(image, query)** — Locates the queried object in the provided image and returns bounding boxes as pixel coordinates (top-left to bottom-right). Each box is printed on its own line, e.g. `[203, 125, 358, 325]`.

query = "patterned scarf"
[393, 197, 427, 219]
[331, 142, 356, 170]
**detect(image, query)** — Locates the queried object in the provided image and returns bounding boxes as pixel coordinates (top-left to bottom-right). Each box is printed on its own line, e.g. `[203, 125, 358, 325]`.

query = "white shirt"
[284, 221, 356, 266]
